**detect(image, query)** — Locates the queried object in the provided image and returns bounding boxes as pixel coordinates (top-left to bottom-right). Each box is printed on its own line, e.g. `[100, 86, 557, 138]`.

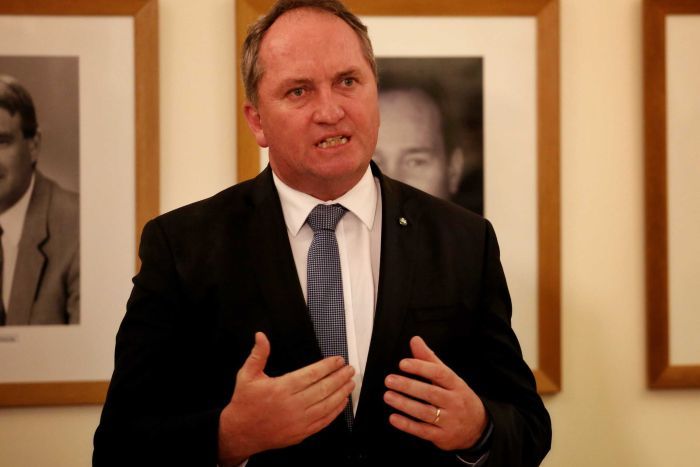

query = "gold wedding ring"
[432, 407, 441, 425]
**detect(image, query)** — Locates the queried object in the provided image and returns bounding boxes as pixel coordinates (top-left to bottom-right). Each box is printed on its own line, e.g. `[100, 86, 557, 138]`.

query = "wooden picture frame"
[0, 0, 159, 406]
[644, 0, 700, 389]
[235, 0, 561, 394]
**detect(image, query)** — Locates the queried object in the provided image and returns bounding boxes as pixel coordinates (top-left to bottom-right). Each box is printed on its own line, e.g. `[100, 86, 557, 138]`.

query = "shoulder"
[154, 175, 259, 230]
[142, 171, 274, 250]
[34, 172, 79, 226]
[381, 173, 491, 235]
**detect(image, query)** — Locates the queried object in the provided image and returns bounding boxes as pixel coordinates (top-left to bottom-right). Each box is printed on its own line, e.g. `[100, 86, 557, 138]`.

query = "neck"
[271, 167, 366, 202]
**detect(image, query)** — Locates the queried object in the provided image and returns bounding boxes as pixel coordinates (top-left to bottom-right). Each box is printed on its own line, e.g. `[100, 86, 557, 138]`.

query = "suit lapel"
[356, 168, 422, 427]
[247, 167, 322, 373]
[244, 166, 423, 433]
[7, 174, 49, 325]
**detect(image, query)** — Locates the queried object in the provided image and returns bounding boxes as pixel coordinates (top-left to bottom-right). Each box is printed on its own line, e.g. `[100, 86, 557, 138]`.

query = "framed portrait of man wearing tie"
[0, 0, 159, 407]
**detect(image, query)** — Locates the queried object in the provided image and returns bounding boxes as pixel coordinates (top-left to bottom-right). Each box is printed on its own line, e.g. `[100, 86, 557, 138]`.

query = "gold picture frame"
[0, 0, 159, 406]
[235, 0, 561, 394]
[644, 0, 700, 389]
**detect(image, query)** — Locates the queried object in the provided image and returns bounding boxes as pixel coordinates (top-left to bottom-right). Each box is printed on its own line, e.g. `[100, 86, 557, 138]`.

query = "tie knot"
[306, 204, 347, 233]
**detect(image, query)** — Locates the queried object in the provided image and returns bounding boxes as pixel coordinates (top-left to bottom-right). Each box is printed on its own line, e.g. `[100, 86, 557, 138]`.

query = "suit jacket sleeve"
[93, 218, 223, 466]
[473, 220, 551, 466]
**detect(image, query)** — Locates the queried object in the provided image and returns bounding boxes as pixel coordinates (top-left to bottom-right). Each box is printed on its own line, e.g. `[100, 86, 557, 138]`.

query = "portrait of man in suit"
[374, 58, 484, 215]
[0, 74, 79, 326]
[94, 1, 550, 466]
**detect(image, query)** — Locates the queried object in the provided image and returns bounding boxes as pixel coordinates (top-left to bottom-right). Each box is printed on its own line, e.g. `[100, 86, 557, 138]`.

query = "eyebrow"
[334, 67, 361, 79]
[275, 67, 364, 92]
[403, 147, 438, 156]
[277, 78, 313, 91]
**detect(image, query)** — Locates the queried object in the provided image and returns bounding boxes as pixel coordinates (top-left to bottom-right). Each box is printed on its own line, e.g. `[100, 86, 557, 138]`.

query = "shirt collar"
[0, 172, 35, 245]
[272, 165, 378, 237]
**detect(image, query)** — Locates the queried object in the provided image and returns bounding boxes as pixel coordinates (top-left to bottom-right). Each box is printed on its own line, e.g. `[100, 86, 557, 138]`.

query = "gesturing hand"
[383, 336, 487, 452]
[218, 332, 355, 466]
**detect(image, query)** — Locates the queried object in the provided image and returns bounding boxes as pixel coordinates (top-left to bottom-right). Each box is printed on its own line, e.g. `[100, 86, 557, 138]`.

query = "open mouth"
[316, 135, 349, 149]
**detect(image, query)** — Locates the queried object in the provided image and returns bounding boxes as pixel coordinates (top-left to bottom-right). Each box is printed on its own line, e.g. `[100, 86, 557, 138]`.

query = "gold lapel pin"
[398, 217, 408, 226]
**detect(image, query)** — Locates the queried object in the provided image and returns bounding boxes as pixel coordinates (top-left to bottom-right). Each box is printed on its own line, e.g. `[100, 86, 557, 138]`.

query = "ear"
[243, 102, 269, 148]
[28, 130, 42, 167]
[447, 147, 465, 195]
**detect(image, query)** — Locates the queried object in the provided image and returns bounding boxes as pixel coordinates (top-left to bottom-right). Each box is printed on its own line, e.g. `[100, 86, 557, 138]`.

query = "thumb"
[410, 335, 442, 364]
[239, 331, 271, 380]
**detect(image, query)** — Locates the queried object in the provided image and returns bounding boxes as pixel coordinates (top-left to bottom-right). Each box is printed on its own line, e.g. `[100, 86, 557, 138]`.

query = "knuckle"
[435, 367, 448, 381]
[319, 379, 332, 398]
[427, 385, 440, 401]
[307, 366, 320, 382]
[389, 375, 404, 390]
[414, 424, 427, 438]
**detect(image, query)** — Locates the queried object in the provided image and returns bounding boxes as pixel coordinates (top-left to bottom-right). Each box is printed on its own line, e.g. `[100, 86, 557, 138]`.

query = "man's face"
[0, 108, 38, 214]
[244, 8, 380, 200]
[374, 89, 461, 200]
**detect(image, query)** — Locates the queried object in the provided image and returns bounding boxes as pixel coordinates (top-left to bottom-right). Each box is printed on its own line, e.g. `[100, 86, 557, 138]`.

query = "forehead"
[379, 89, 443, 136]
[0, 107, 21, 132]
[258, 8, 369, 81]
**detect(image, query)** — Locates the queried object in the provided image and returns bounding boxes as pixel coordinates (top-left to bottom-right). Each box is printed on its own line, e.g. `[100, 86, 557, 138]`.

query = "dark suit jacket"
[6, 171, 79, 325]
[94, 164, 550, 466]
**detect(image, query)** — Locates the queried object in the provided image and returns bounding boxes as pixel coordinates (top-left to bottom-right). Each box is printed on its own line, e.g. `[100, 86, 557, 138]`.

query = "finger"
[385, 374, 450, 408]
[383, 390, 441, 425]
[305, 379, 355, 424]
[398, 358, 458, 390]
[238, 332, 270, 380]
[388, 412, 441, 443]
[297, 364, 355, 408]
[410, 336, 444, 365]
[282, 355, 347, 393]
[305, 393, 352, 436]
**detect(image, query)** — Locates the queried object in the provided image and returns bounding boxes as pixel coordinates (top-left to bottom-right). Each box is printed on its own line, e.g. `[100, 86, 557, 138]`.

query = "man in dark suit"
[94, 1, 550, 465]
[0, 75, 79, 326]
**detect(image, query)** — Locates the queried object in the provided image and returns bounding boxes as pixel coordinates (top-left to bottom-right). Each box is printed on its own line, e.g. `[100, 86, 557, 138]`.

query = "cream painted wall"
[1, 0, 699, 465]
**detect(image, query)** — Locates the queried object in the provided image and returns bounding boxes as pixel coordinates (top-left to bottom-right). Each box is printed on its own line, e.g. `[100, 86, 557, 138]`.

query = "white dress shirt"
[272, 166, 382, 413]
[0, 174, 35, 309]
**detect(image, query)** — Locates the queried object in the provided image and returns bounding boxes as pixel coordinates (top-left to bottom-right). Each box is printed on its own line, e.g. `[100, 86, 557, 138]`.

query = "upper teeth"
[318, 136, 348, 148]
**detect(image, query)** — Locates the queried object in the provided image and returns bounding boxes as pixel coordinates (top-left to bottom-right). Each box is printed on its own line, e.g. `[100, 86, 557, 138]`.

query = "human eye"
[403, 153, 431, 169]
[0, 134, 13, 146]
[288, 87, 305, 98]
[340, 77, 356, 87]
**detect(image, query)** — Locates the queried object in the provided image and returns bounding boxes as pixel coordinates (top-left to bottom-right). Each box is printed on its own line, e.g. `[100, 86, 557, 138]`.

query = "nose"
[312, 88, 345, 124]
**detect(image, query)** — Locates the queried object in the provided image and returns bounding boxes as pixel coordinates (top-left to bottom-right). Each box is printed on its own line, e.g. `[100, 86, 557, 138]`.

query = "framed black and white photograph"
[644, 0, 700, 389]
[373, 57, 483, 215]
[0, 56, 80, 327]
[236, 0, 561, 393]
[0, 0, 159, 406]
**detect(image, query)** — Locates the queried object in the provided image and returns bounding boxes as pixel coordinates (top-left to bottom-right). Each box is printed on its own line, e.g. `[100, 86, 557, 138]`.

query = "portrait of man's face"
[374, 88, 463, 200]
[373, 58, 484, 215]
[0, 107, 39, 214]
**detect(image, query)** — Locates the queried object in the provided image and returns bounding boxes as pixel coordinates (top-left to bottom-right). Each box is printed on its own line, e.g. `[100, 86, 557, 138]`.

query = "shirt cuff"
[455, 451, 490, 466]
[454, 412, 494, 466]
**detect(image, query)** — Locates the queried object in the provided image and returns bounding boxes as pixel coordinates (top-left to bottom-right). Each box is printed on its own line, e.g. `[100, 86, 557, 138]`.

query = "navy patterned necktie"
[306, 203, 353, 430]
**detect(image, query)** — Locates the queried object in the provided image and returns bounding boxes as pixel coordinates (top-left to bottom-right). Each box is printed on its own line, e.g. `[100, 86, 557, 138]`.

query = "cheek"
[0, 149, 18, 170]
